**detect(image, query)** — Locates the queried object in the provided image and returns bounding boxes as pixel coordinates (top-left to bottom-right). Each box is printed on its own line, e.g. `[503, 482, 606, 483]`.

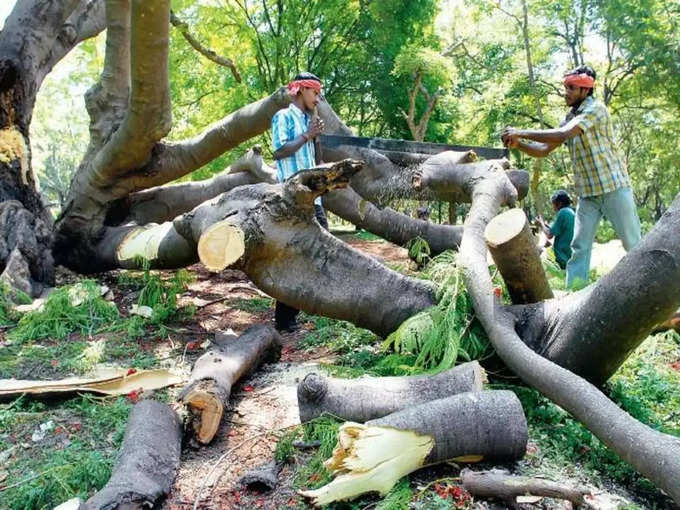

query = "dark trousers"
[275, 204, 328, 329]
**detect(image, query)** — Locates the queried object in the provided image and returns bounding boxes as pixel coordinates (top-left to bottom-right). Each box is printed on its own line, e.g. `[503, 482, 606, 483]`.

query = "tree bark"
[367, 391, 528, 465]
[83, 400, 181, 510]
[180, 324, 281, 444]
[297, 361, 485, 423]
[461, 469, 591, 507]
[485, 208, 553, 304]
[458, 154, 680, 502]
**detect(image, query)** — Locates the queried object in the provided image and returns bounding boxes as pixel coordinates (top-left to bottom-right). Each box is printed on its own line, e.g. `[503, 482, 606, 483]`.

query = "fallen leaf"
[244, 385, 254, 392]
[50, 359, 59, 368]
[126, 368, 137, 376]
[126, 388, 143, 403]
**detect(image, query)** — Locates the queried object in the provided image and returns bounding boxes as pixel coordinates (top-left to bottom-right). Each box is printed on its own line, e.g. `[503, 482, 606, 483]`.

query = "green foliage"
[229, 297, 274, 314]
[351, 230, 383, 242]
[375, 479, 412, 510]
[298, 314, 378, 354]
[383, 252, 491, 371]
[406, 237, 432, 267]
[293, 417, 342, 490]
[0, 283, 21, 326]
[8, 281, 120, 344]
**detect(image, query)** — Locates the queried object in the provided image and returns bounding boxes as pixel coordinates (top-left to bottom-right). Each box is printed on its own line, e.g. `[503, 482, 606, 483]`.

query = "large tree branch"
[459, 163, 680, 502]
[120, 87, 292, 192]
[0, 0, 83, 129]
[170, 11, 241, 82]
[118, 146, 276, 224]
[37, 0, 107, 89]
[91, 0, 172, 182]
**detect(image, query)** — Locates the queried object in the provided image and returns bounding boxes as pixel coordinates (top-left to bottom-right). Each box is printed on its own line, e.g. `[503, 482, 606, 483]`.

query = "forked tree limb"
[485, 208, 553, 304]
[170, 11, 242, 82]
[83, 400, 181, 509]
[297, 361, 485, 423]
[461, 469, 592, 507]
[459, 165, 680, 501]
[180, 324, 281, 444]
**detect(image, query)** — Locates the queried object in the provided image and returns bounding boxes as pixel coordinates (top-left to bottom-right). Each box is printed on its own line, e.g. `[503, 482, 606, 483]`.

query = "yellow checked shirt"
[563, 96, 631, 198]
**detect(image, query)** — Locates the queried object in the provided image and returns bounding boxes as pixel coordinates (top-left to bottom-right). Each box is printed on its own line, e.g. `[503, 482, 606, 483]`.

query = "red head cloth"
[564, 73, 595, 88]
[287, 79, 323, 95]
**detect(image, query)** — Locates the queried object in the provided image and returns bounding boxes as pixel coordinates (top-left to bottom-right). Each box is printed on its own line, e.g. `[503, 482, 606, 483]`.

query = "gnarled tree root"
[461, 469, 592, 508]
[297, 361, 485, 423]
[83, 400, 182, 509]
[180, 324, 281, 444]
[300, 390, 527, 506]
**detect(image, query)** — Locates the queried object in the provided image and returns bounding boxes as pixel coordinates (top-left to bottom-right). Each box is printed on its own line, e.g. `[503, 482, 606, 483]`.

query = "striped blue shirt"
[271, 103, 317, 180]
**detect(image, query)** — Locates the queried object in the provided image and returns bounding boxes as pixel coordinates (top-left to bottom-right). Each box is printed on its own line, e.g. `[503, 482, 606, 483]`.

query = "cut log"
[300, 391, 527, 506]
[197, 220, 246, 271]
[461, 469, 592, 507]
[180, 324, 281, 444]
[297, 361, 485, 423]
[485, 208, 553, 304]
[83, 400, 181, 510]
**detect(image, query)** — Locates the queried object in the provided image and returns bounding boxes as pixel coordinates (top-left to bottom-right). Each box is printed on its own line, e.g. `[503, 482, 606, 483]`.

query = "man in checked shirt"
[501, 65, 641, 288]
[270, 72, 326, 331]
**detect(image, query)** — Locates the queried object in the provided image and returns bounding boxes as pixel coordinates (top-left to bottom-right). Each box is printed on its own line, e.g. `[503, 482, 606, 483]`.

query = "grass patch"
[229, 296, 273, 314]
[0, 395, 131, 510]
[350, 230, 383, 242]
[8, 281, 119, 344]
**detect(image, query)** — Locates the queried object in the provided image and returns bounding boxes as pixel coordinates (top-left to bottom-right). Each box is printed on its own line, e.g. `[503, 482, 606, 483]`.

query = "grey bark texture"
[458, 156, 680, 502]
[368, 391, 528, 464]
[180, 324, 281, 443]
[297, 361, 485, 423]
[83, 399, 182, 509]
[461, 469, 591, 507]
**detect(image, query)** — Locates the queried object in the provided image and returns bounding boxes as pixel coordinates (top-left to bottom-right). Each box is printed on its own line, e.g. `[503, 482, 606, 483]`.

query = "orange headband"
[564, 73, 595, 88]
[287, 79, 323, 95]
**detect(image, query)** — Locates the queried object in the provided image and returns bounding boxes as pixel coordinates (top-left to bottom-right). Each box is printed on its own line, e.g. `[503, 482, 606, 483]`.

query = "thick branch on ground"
[180, 324, 281, 444]
[297, 361, 485, 423]
[300, 391, 528, 506]
[485, 208, 553, 304]
[117, 146, 276, 225]
[461, 469, 591, 508]
[322, 187, 463, 255]
[170, 11, 241, 82]
[459, 161, 680, 501]
[83, 400, 181, 509]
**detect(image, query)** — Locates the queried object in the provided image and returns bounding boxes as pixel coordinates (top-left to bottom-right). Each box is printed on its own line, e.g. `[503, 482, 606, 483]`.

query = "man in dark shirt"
[539, 190, 575, 269]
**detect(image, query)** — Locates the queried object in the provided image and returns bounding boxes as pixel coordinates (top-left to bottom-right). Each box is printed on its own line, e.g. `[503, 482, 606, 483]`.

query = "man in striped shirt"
[501, 65, 641, 288]
[271, 72, 326, 331]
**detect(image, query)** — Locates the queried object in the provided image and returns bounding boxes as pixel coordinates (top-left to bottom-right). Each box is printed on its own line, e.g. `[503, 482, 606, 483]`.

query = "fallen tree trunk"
[460, 469, 591, 507]
[83, 399, 182, 509]
[180, 324, 281, 444]
[300, 390, 527, 506]
[459, 156, 680, 502]
[485, 208, 552, 304]
[297, 361, 485, 423]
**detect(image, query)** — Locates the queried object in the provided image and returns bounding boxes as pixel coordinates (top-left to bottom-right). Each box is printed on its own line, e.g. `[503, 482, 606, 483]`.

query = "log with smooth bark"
[459, 156, 680, 502]
[300, 391, 528, 506]
[180, 324, 281, 444]
[297, 361, 485, 423]
[460, 469, 591, 507]
[485, 208, 553, 304]
[83, 399, 181, 509]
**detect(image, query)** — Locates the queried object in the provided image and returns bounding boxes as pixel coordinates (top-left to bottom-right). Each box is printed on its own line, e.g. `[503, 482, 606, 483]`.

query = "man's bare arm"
[516, 140, 562, 158]
[273, 135, 309, 160]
